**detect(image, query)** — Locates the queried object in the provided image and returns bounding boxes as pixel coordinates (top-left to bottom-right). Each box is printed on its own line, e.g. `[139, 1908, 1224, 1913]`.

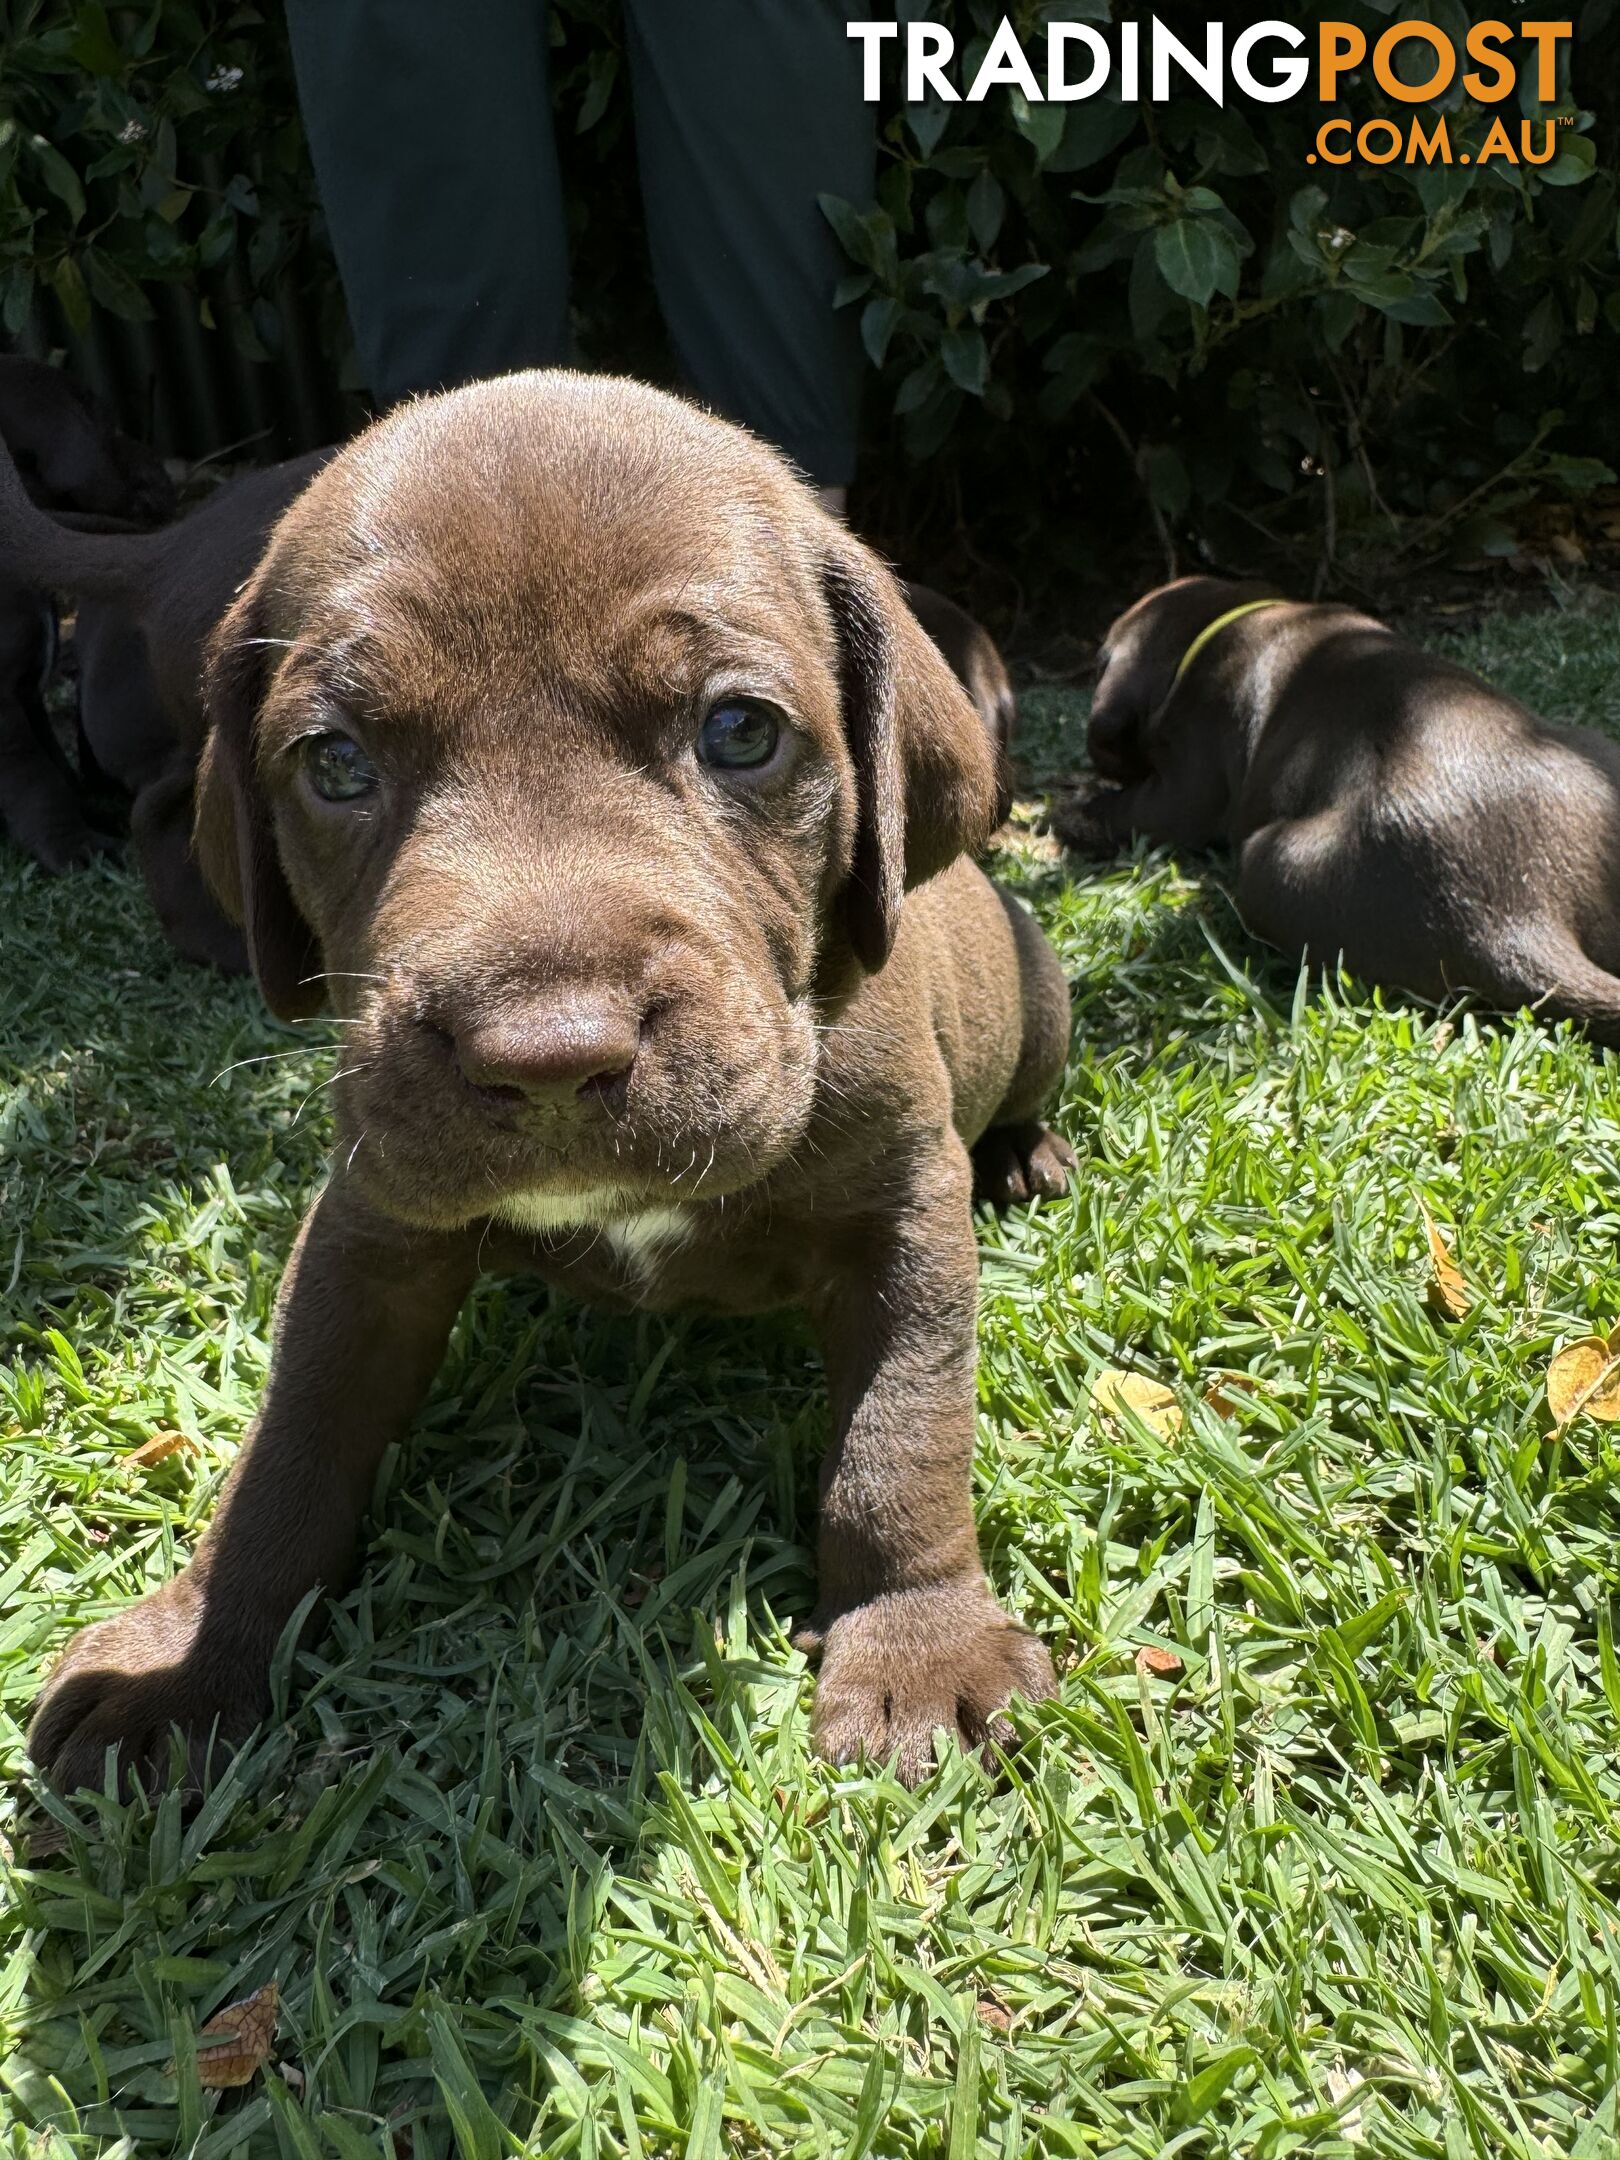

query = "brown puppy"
[28, 371, 1074, 1794]
[1055, 577, 1620, 1042]
[0, 357, 173, 872]
[903, 581, 1017, 826]
[0, 449, 328, 968]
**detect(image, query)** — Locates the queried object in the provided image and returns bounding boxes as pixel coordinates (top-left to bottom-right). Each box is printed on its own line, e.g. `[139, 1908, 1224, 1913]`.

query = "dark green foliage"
[0, 0, 1615, 583]
[827, 1, 1619, 580]
[0, 3, 324, 363]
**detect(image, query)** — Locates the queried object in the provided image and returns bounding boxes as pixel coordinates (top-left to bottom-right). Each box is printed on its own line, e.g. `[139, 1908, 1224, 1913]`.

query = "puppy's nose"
[452, 996, 640, 1102]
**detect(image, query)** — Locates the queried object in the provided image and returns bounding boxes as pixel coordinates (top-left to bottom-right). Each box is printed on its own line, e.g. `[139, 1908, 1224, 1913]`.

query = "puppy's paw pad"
[973, 1121, 1075, 1207]
[809, 1581, 1056, 1786]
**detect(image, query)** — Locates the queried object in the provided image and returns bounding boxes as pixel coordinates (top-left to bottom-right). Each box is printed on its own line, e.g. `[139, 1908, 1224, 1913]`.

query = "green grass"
[3, 596, 1620, 2158]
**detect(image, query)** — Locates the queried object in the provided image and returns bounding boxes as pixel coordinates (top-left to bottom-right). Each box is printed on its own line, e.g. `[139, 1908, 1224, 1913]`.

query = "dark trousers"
[284, 0, 876, 486]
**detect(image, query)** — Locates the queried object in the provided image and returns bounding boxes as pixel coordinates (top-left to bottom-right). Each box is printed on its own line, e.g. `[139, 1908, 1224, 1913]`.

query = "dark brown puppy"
[1055, 576, 1620, 1042]
[28, 371, 1074, 1794]
[0, 357, 173, 872]
[0, 449, 328, 968]
[903, 581, 1017, 826]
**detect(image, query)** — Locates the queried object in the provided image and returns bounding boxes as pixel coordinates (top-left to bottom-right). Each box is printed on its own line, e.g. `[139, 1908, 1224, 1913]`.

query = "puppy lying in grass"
[23, 371, 1073, 1795]
[1055, 577, 1620, 1043]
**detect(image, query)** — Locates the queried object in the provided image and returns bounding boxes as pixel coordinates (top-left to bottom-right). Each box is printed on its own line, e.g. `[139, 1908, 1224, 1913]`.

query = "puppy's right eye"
[303, 732, 379, 803]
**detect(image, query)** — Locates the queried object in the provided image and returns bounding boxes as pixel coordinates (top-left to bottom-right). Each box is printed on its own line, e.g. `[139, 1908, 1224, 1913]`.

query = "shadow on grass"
[6, 1281, 842, 2153]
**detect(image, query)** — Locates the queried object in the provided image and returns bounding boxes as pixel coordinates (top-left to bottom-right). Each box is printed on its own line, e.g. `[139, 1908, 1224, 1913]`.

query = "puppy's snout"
[447, 994, 642, 1106]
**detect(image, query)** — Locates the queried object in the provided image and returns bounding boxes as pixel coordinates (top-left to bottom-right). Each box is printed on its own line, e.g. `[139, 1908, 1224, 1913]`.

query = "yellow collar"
[1173, 598, 1289, 687]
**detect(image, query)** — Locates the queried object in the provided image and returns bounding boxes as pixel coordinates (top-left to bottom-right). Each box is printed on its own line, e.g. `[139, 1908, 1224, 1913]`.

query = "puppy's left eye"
[303, 732, 379, 803]
[696, 700, 781, 772]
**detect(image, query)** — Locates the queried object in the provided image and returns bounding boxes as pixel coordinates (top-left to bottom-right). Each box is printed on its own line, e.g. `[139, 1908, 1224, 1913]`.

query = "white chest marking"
[493, 1189, 691, 1268]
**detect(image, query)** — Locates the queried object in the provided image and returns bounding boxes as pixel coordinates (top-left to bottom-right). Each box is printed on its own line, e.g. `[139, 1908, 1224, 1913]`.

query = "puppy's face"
[1088, 578, 1265, 781]
[197, 374, 993, 1231]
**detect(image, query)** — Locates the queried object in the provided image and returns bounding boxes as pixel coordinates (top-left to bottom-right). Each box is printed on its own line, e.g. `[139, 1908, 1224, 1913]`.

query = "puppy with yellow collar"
[1058, 576, 1620, 1043]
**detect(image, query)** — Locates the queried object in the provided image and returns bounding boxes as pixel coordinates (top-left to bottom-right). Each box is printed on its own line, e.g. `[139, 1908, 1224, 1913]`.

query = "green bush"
[828, 1, 1619, 582]
[0, 0, 1615, 592]
[0, 4, 325, 362]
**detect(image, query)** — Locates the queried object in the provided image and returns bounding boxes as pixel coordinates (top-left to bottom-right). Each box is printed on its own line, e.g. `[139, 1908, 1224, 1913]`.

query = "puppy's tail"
[0, 429, 164, 606]
[1497, 931, 1620, 1051]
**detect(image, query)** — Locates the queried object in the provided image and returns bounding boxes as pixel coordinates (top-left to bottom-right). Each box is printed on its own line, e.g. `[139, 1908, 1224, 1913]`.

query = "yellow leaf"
[1202, 1371, 1262, 1416]
[1135, 1645, 1184, 1677]
[1546, 1330, 1620, 1427]
[175, 1981, 278, 2090]
[1092, 1370, 1182, 1437]
[1420, 1205, 1472, 1319]
[127, 1429, 194, 1470]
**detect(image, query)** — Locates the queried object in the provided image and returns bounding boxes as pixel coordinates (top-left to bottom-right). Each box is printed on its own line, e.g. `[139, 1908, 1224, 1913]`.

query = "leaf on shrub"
[1547, 1330, 1620, 1426]
[908, 101, 951, 157]
[1010, 92, 1066, 167]
[575, 49, 618, 134]
[1540, 131, 1596, 188]
[1381, 289, 1454, 328]
[1142, 442, 1190, 519]
[127, 1429, 194, 1471]
[48, 256, 91, 336]
[819, 194, 890, 277]
[861, 296, 902, 368]
[176, 1982, 278, 2089]
[1155, 216, 1238, 307]
[28, 135, 86, 224]
[941, 326, 988, 396]
[1046, 96, 1138, 175]
[1420, 1206, 1472, 1319]
[966, 168, 1005, 253]
[1093, 1370, 1182, 1437]
[84, 251, 155, 322]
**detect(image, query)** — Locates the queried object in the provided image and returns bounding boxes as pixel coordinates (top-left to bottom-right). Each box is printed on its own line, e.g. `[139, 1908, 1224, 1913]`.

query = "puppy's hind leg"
[972, 890, 1075, 1206]
[1237, 811, 1434, 991]
[1480, 927, 1620, 1051]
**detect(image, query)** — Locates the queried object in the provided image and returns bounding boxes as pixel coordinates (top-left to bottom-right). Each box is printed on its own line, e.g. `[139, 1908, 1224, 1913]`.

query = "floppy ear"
[194, 587, 325, 1022]
[822, 540, 999, 971]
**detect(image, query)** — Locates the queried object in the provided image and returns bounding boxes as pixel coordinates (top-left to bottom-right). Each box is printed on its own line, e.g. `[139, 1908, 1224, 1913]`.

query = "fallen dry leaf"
[1546, 1329, 1620, 1427]
[1092, 1370, 1182, 1437]
[1135, 1646, 1184, 1677]
[177, 1981, 278, 2090]
[1203, 1371, 1262, 1416]
[1420, 1205, 1472, 1320]
[127, 1429, 195, 1471]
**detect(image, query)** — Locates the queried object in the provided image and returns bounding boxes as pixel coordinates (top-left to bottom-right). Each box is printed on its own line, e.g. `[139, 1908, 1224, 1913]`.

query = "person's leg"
[285, 0, 570, 405]
[621, 1, 876, 492]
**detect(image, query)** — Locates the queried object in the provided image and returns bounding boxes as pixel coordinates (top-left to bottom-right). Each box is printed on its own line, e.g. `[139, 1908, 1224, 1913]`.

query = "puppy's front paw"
[973, 1120, 1075, 1207]
[804, 1578, 1056, 1785]
[28, 1588, 268, 1797]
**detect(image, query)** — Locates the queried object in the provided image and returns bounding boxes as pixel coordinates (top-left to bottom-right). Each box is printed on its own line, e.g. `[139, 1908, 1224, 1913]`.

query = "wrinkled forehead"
[264, 389, 834, 723]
